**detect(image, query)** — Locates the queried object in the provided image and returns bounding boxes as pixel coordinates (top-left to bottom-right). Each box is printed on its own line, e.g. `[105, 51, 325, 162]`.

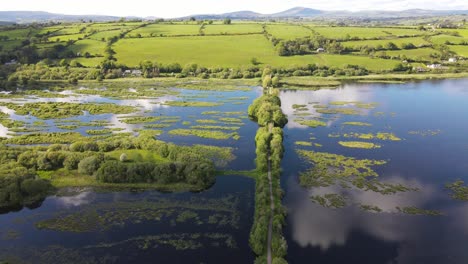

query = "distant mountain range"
[0, 7, 467, 23]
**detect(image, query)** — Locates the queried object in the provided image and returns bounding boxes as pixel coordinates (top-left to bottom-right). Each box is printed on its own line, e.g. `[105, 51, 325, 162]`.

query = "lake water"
[1, 79, 468, 263]
[280, 79, 468, 264]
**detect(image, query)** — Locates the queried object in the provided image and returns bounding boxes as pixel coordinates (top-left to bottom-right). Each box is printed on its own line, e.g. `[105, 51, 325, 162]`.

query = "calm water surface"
[1, 79, 468, 263]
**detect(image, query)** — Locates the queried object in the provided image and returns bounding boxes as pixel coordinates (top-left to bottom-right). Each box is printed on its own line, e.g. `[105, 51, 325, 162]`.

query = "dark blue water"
[2, 79, 468, 263]
[281, 79, 468, 264]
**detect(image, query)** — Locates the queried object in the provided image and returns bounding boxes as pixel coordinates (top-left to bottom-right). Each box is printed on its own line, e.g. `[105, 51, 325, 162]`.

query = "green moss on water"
[1, 102, 137, 119]
[446, 180, 468, 201]
[35, 195, 241, 232]
[396, 206, 442, 216]
[338, 141, 381, 149]
[408, 129, 442, 137]
[190, 125, 240, 131]
[359, 204, 383, 213]
[311, 193, 347, 209]
[120, 116, 162, 124]
[295, 141, 313, 147]
[164, 101, 222, 107]
[295, 119, 327, 128]
[196, 119, 219, 124]
[342, 122, 372, 127]
[316, 108, 361, 115]
[168, 129, 239, 140]
[297, 149, 387, 188]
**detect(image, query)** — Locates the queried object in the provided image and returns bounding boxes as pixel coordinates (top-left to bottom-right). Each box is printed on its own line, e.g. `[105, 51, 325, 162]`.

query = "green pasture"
[114, 34, 399, 71]
[129, 24, 201, 37]
[68, 39, 106, 56]
[430, 34, 468, 45]
[449, 45, 468, 57]
[342, 37, 430, 49]
[383, 47, 440, 60]
[48, 33, 86, 42]
[265, 24, 313, 40]
[203, 24, 263, 35]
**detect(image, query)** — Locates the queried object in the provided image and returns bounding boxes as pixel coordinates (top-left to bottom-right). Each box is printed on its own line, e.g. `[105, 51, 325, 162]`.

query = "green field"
[430, 34, 468, 45]
[204, 24, 263, 35]
[129, 24, 201, 37]
[114, 34, 399, 70]
[449, 45, 468, 56]
[266, 24, 313, 40]
[342, 37, 430, 49]
[68, 39, 107, 56]
[384, 47, 440, 60]
[48, 33, 86, 42]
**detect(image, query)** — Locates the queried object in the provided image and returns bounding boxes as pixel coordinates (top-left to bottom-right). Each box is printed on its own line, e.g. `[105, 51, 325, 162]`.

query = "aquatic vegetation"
[340, 132, 402, 141]
[295, 119, 327, 128]
[376, 132, 402, 141]
[295, 141, 313, 147]
[219, 117, 243, 123]
[5, 132, 86, 144]
[396, 206, 442, 216]
[446, 180, 468, 201]
[143, 124, 172, 128]
[163, 101, 222, 107]
[201, 111, 221, 115]
[86, 129, 118, 135]
[182, 121, 191, 126]
[36, 196, 241, 232]
[342, 122, 372, 127]
[190, 125, 240, 131]
[168, 129, 239, 140]
[196, 119, 219, 124]
[359, 204, 383, 213]
[316, 108, 361, 115]
[85, 233, 237, 251]
[120, 116, 162, 124]
[292, 104, 307, 109]
[408, 129, 442, 137]
[297, 150, 387, 188]
[1, 102, 136, 119]
[328, 101, 378, 108]
[338, 141, 381, 149]
[310, 193, 347, 209]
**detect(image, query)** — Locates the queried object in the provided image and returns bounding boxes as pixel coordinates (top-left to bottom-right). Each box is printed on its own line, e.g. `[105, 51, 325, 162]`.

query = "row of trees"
[249, 73, 288, 263]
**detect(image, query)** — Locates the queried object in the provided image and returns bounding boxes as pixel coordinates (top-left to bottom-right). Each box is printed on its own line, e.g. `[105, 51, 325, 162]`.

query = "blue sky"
[2, 0, 467, 18]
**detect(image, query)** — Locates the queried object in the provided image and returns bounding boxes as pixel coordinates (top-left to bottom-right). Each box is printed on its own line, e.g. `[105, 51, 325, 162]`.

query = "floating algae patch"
[340, 132, 402, 141]
[35, 196, 241, 233]
[163, 101, 222, 107]
[342, 122, 372, 127]
[316, 108, 361, 115]
[297, 149, 417, 194]
[168, 129, 239, 140]
[408, 129, 442, 137]
[338, 141, 381, 149]
[120, 116, 162, 124]
[190, 125, 240, 131]
[196, 119, 219, 124]
[310, 193, 347, 209]
[292, 104, 307, 109]
[5, 132, 86, 144]
[446, 180, 468, 201]
[396, 206, 442, 216]
[1, 102, 137, 119]
[85, 232, 237, 251]
[143, 124, 172, 129]
[202, 111, 221, 115]
[218, 117, 243, 123]
[328, 101, 378, 109]
[295, 119, 327, 128]
[359, 204, 383, 213]
[295, 141, 313, 147]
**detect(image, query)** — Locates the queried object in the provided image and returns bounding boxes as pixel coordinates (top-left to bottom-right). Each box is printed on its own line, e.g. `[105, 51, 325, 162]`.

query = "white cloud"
[1, 0, 467, 18]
